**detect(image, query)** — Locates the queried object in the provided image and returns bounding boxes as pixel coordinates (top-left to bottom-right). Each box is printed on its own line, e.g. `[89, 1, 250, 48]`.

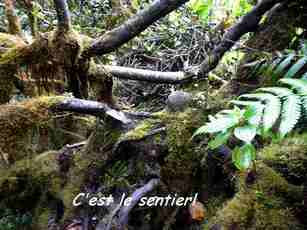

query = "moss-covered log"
[260, 133, 307, 185]
[0, 96, 127, 167]
[205, 162, 303, 230]
[0, 96, 64, 166]
[0, 93, 306, 229]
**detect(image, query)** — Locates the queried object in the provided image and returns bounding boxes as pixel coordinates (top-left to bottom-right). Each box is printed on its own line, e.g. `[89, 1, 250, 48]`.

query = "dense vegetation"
[0, 0, 306, 230]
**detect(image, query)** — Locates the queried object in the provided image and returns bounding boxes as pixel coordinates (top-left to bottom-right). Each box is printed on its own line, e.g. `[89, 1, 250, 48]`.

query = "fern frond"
[205, 114, 239, 133]
[278, 95, 301, 137]
[217, 109, 236, 116]
[284, 56, 307, 78]
[274, 53, 295, 75]
[257, 87, 293, 97]
[302, 73, 307, 80]
[192, 125, 207, 138]
[301, 96, 307, 116]
[279, 78, 307, 95]
[230, 100, 264, 126]
[272, 53, 295, 80]
[239, 93, 281, 131]
[230, 100, 263, 107]
[193, 113, 239, 137]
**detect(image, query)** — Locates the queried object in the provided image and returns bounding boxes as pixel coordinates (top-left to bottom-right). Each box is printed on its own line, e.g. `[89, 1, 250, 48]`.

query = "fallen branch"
[89, 0, 285, 85]
[65, 141, 87, 149]
[54, 98, 132, 124]
[101, 65, 194, 84]
[82, 0, 189, 58]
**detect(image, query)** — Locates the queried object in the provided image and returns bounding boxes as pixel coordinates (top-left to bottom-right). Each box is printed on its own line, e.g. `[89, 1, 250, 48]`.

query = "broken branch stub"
[54, 98, 132, 125]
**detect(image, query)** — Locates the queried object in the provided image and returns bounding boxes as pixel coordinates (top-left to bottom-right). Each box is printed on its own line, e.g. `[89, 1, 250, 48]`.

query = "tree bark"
[54, 97, 132, 124]
[197, 0, 287, 78]
[98, 65, 193, 84]
[4, 0, 23, 37]
[53, 0, 71, 32]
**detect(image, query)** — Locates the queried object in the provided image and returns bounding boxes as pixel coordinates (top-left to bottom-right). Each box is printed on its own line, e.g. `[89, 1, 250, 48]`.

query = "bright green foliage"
[193, 79, 307, 170]
[189, 0, 213, 22]
[31, 2, 45, 21]
[208, 131, 231, 149]
[255, 43, 307, 81]
[189, 0, 252, 23]
[234, 0, 253, 17]
[232, 144, 256, 170]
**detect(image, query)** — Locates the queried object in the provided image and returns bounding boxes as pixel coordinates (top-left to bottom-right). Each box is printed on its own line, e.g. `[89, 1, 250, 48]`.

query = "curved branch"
[4, 0, 23, 37]
[53, 0, 71, 32]
[96, 65, 195, 84]
[88, 0, 286, 84]
[197, 0, 287, 78]
[82, 0, 189, 58]
[118, 178, 160, 229]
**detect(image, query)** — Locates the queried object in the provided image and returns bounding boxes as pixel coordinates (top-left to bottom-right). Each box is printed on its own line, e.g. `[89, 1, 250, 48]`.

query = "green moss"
[205, 163, 303, 230]
[124, 119, 159, 140]
[260, 133, 307, 184]
[60, 122, 122, 220]
[0, 47, 21, 64]
[61, 182, 82, 220]
[0, 150, 62, 222]
[157, 108, 204, 193]
[0, 33, 26, 64]
[0, 96, 65, 166]
[205, 195, 228, 222]
[32, 208, 50, 229]
[47, 115, 95, 150]
[79, 34, 94, 50]
[0, 33, 25, 49]
[164, 109, 202, 160]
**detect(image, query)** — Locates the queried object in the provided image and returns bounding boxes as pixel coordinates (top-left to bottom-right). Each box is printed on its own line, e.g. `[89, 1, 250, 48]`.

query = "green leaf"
[278, 95, 301, 137]
[189, 0, 213, 22]
[205, 114, 239, 133]
[273, 53, 295, 77]
[257, 87, 293, 97]
[234, 125, 257, 143]
[131, 0, 140, 10]
[301, 96, 307, 118]
[230, 100, 264, 126]
[192, 125, 207, 138]
[284, 57, 307, 78]
[239, 93, 281, 132]
[279, 78, 307, 95]
[301, 72, 307, 80]
[208, 131, 231, 149]
[232, 144, 256, 171]
[243, 106, 257, 120]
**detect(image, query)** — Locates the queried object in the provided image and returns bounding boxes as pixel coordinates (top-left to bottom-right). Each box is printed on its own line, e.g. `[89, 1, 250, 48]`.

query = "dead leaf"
[189, 201, 205, 222]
